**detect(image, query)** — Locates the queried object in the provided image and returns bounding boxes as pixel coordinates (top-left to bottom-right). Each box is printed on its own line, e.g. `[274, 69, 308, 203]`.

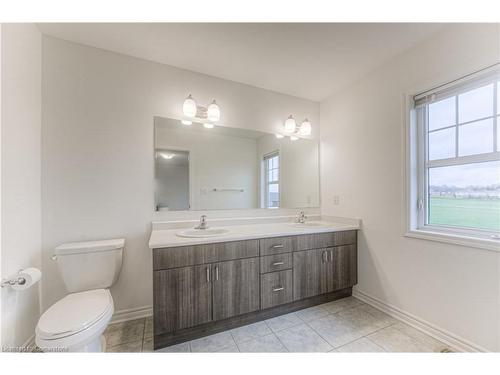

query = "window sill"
[405, 229, 500, 253]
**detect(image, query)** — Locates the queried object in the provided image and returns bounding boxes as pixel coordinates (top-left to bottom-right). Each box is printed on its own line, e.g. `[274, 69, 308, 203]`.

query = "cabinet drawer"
[295, 231, 356, 251]
[260, 253, 293, 273]
[259, 236, 295, 256]
[260, 270, 293, 309]
[153, 239, 259, 270]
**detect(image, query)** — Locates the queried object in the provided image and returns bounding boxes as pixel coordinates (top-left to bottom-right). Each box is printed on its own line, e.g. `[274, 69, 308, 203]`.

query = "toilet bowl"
[36, 238, 124, 352]
[36, 289, 114, 352]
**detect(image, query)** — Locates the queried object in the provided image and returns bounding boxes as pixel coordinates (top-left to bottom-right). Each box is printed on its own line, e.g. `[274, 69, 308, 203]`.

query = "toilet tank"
[54, 239, 124, 293]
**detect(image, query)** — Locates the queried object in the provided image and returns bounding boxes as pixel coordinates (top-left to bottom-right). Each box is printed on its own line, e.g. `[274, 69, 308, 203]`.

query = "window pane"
[428, 161, 500, 231]
[268, 183, 279, 208]
[429, 127, 455, 160]
[497, 82, 500, 115]
[274, 169, 279, 181]
[274, 156, 279, 168]
[497, 116, 500, 151]
[458, 118, 493, 156]
[458, 84, 494, 123]
[429, 96, 455, 130]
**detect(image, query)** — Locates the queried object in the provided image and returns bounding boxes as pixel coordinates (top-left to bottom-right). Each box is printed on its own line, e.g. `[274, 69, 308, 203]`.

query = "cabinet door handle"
[272, 286, 284, 292]
[272, 244, 284, 249]
[215, 266, 219, 281]
[272, 261, 284, 266]
[329, 250, 333, 263]
[206, 267, 210, 283]
[322, 251, 327, 263]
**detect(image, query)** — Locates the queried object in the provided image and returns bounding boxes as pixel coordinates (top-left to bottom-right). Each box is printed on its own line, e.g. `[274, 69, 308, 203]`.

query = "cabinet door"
[212, 257, 260, 321]
[293, 248, 329, 300]
[153, 264, 212, 335]
[329, 244, 357, 291]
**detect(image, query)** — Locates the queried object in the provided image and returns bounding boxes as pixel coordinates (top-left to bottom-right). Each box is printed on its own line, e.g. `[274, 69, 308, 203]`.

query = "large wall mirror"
[154, 117, 320, 211]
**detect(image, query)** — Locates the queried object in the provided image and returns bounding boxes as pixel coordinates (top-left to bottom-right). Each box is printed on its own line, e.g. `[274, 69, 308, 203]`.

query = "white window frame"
[264, 151, 280, 209]
[404, 64, 500, 252]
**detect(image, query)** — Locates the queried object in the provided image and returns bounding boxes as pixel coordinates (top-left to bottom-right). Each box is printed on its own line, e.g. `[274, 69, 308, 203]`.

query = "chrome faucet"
[195, 215, 208, 230]
[297, 211, 307, 224]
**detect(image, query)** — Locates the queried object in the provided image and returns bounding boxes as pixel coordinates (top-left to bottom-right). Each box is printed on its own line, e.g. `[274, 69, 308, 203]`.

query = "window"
[408, 67, 500, 247]
[264, 152, 279, 208]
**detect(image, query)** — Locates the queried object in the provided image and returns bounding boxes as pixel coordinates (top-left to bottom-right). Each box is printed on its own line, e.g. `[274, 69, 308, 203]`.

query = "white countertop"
[148, 220, 360, 249]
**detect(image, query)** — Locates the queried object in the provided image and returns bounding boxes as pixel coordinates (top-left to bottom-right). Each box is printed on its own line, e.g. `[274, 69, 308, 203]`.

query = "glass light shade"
[207, 100, 221, 122]
[275, 133, 284, 139]
[299, 119, 312, 136]
[183, 94, 197, 118]
[203, 123, 214, 129]
[284, 115, 296, 133]
[160, 153, 175, 159]
[290, 136, 299, 141]
[181, 120, 192, 126]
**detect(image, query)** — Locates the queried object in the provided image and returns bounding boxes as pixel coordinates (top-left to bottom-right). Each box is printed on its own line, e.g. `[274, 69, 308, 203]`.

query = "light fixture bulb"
[275, 133, 284, 139]
[181, 120, 192, 126]
[203, 123, 214, 129]
[284, 115, 296, 133]
[207, 100, 221, 122]
[299, 119, 312, 136]
[183, 94, 197, 118]
[160, 153, 175, 159]
[290, 136, 299, 141]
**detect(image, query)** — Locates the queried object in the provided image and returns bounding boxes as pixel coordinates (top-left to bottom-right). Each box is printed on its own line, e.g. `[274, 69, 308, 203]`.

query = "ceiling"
[37, 23, 445, 101]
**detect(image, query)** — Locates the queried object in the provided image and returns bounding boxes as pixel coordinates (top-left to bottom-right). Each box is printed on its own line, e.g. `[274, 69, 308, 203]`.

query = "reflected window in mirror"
[264, 152, 280, 208]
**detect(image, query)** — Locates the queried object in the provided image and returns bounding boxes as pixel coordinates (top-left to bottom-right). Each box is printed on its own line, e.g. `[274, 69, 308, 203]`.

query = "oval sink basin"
[288, 222, 330, 229]
[176, 228, 230, 238]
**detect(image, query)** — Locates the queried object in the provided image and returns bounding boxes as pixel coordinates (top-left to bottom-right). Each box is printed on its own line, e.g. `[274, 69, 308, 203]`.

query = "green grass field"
[429, 197, 500, 231]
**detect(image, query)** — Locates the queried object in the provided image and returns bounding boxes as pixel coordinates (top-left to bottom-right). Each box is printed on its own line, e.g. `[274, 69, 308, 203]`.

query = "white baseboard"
[352, 288, 488, 353]
[111, 305, 153, 324]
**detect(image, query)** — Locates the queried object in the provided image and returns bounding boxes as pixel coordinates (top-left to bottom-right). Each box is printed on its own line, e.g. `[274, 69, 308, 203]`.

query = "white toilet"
[36, 238, 124, 352]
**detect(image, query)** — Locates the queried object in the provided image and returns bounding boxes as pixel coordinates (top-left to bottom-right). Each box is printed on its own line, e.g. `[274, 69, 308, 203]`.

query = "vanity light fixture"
[207, 100, 221, 122]
[281, 115, 312, 139]
[284, 115, 296, 133]
[299, 119, 312, 136]
[182, 94, 197, 118]
[182, 94, 221, 127]
[181, 120, 192, 126]
[275, 134, 284, 139]
[203, 123, 214, 129]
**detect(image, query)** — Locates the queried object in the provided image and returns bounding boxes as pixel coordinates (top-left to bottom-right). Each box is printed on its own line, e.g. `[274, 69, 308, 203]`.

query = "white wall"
[41, 36, 319, 314]
[1, 23, 41, 349]
[320, 23, 500, 351]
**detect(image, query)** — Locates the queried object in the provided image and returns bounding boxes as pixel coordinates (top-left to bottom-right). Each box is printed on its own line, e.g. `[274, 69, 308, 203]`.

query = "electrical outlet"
[333, 195, 340, 205]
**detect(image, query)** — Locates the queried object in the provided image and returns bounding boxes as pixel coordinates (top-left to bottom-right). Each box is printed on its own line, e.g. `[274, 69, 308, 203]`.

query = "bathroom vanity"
[149, 221, 359, 350]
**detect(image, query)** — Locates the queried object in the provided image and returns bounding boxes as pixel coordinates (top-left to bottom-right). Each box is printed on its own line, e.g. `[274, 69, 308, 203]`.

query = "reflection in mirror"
[154, 117, 319, 211]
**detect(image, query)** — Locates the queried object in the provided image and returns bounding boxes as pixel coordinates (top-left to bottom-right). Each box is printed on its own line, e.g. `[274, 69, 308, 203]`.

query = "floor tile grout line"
[362, 335, 387, 352]
[271, 331, 291, 352]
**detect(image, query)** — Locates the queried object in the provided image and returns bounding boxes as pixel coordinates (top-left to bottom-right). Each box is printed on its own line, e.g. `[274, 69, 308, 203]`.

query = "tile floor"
[104, 296, 454, 353]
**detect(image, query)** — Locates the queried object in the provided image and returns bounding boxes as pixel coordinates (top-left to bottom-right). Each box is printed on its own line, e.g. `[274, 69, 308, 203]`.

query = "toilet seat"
[36, 289, 114, 351]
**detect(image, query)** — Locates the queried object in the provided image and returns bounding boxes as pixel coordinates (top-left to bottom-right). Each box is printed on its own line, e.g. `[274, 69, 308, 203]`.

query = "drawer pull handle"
[322, 251, 327, 263]
[206, 267, 210, 283]
[215, 266, 219, 281]
[272, 261, 284, 266]
[272, 244, 284, 249]
[272, 286, 284, 292]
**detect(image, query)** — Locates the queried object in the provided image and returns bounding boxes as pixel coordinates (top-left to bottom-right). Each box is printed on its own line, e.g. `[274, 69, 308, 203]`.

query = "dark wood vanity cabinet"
[293, 244, 357, 300]
[153, 230, 357, 349]
[212, 257, 260, 321]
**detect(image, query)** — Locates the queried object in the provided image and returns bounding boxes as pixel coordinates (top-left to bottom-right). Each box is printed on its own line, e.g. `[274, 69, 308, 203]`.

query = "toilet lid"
[37, 289, 113, 339]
